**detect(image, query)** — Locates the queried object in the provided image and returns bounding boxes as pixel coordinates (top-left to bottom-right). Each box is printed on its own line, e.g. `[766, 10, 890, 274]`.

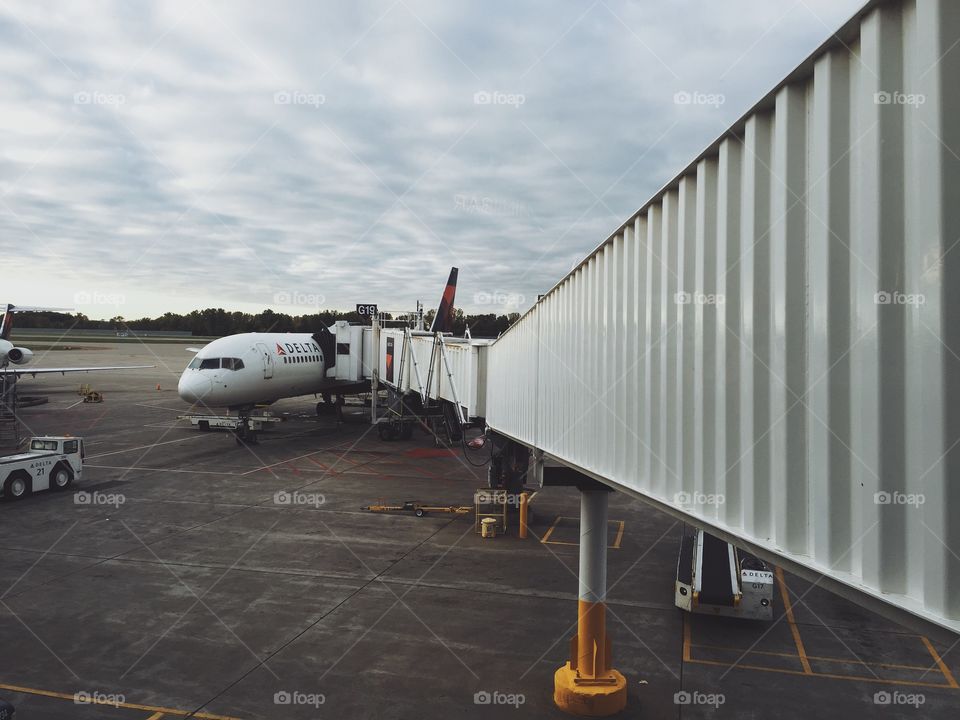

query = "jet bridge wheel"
[378, 422, 399, 441]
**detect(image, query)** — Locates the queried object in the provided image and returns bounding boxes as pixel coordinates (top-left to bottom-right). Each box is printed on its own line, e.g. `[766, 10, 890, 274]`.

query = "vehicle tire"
[198, 420, 210, 431]
[4, 472, 30, 501]
[50, 464, 73, 490]
[378, 423, 396, 441]
[415, 508, 425, 517]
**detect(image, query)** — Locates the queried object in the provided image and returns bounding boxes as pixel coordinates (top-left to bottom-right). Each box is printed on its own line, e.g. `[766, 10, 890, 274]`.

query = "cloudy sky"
[0, 0, 865, 320]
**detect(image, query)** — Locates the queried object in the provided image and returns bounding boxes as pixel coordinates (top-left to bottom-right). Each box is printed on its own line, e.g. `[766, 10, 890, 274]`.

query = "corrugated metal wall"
[485, 0, 960, 634]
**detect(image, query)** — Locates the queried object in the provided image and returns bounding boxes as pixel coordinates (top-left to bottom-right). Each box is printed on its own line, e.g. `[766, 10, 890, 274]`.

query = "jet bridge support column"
[554, 484, 627, 716]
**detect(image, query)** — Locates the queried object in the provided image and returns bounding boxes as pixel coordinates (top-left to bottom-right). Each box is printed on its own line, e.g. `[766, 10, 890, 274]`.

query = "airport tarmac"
[0, 342, 958, 718]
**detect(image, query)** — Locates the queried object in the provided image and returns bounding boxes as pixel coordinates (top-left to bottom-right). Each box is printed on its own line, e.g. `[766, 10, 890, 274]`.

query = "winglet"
[429, 267, 458, 334]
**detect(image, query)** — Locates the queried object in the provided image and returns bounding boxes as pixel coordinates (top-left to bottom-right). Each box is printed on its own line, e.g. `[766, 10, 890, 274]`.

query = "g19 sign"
[356, 304, 378, 316]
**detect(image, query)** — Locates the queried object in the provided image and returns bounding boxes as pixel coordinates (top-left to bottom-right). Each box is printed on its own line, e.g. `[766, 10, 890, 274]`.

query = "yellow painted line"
[921, 635, 960, 688]
[611, 521, 625, 549]
[540, 515, 562, 544]
[146, 714, 165, 720]
[776, 567, 813, 674]
[685, 658, 955, 688]
[690, 642, 943, 671]
[541, 517, 624, 548]
[0, 683, 241, 719]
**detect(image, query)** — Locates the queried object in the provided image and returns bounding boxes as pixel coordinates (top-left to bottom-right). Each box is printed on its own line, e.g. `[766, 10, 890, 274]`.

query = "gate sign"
[356, 304, 378, 316]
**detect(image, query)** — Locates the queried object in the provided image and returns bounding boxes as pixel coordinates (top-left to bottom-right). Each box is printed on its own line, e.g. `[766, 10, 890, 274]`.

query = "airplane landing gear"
[234, 414, 259, 445]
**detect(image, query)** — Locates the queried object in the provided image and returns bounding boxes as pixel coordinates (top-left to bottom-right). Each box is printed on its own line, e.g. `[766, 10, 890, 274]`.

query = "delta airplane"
[0, 304, 153, 377]
[177, 268, 458, 420]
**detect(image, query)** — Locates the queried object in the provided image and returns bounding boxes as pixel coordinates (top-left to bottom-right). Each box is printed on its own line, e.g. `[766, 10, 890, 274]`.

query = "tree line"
[15, 307, 521, 339]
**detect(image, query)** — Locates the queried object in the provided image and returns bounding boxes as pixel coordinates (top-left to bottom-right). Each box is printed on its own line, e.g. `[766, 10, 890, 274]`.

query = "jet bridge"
[479, 0, 958, 714]
[356, 7, 959, 715]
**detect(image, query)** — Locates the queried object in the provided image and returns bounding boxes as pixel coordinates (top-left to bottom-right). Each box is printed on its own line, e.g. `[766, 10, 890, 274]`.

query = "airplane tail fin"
[429, 267, 458, 334]
[1, 305, 13, 341]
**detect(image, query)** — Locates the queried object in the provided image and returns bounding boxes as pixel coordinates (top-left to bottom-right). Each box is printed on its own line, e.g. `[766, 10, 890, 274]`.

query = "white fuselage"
[177, 332, 328, 409]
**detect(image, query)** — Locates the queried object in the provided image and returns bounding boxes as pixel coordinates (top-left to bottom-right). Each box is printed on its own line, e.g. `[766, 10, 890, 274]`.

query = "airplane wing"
[2, 365, 155, 378]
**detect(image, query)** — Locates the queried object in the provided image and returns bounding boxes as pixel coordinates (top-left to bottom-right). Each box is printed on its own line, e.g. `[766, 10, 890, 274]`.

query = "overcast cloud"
[0, 0, 865, 319]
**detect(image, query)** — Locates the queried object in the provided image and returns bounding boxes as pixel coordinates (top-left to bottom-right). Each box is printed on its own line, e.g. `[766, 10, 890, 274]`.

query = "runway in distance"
[0, 304, 154, 377]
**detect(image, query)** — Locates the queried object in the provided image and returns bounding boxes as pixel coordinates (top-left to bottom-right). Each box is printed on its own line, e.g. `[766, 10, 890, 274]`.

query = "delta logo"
[276, 341, 321, 355]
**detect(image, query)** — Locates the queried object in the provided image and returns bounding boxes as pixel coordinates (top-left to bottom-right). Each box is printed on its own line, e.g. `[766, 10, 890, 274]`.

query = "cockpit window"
[223, 358, 244, 371]
[199, 358, 220, 370]
[188, 357, 201, 369]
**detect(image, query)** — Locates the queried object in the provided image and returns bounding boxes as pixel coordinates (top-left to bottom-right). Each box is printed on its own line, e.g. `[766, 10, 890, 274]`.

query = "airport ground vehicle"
[0, 436, 84, 500]
[675, 528, 774, 621]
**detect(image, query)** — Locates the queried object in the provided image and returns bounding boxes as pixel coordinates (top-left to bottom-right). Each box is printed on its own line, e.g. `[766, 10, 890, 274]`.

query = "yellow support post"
[554, 488, 627, 716]
[519, 492, 529, 539]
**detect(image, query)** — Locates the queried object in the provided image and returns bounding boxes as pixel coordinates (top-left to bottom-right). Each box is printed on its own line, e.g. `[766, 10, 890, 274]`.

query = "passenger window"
[199, 358, 220, 370]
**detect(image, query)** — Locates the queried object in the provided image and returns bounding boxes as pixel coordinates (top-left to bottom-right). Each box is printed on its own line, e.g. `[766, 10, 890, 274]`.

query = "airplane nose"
[178, 372, 213, 404]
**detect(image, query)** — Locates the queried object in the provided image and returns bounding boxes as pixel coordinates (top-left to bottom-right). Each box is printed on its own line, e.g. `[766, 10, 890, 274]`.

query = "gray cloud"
[0, 0, 863, 319]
